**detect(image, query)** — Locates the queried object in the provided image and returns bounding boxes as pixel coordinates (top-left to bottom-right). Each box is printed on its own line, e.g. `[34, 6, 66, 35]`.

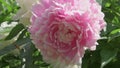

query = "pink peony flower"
[29, 0, 106, 68]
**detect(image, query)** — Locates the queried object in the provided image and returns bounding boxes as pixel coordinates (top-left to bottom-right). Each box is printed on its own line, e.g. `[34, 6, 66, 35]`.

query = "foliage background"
[0, 0, 120, 68]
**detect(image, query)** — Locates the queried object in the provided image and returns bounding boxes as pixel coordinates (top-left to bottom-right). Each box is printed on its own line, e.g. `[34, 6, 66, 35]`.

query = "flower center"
[56, 24, 76, 44]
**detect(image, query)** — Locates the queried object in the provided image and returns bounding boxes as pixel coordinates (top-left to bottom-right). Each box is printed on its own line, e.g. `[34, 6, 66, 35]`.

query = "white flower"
[13, 0, 38, 26]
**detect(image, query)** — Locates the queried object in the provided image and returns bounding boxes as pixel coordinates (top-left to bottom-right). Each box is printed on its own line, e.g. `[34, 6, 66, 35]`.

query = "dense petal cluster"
[29, 0, 106, 68]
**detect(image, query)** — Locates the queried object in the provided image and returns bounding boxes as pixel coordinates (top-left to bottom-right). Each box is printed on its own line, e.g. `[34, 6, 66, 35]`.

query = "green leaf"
[0, 38, 31, 56]
[110, 29, 120, 35]
[82, 51, 90, 68]
[0, 0, 19, 24]
[5, 24, 25, 40]
[24, 43, 35, 68]
[105, 2, 111, 8]
[108, 29, 120, 41]
[19, 43, 40, 68]
[19, 43, 50, 68]
[100, 47, 118, 68]
[17, 28, 28, 41]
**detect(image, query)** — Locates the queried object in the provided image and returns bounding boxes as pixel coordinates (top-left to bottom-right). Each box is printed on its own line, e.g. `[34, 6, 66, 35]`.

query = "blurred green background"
[0, 0, 120, 68]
